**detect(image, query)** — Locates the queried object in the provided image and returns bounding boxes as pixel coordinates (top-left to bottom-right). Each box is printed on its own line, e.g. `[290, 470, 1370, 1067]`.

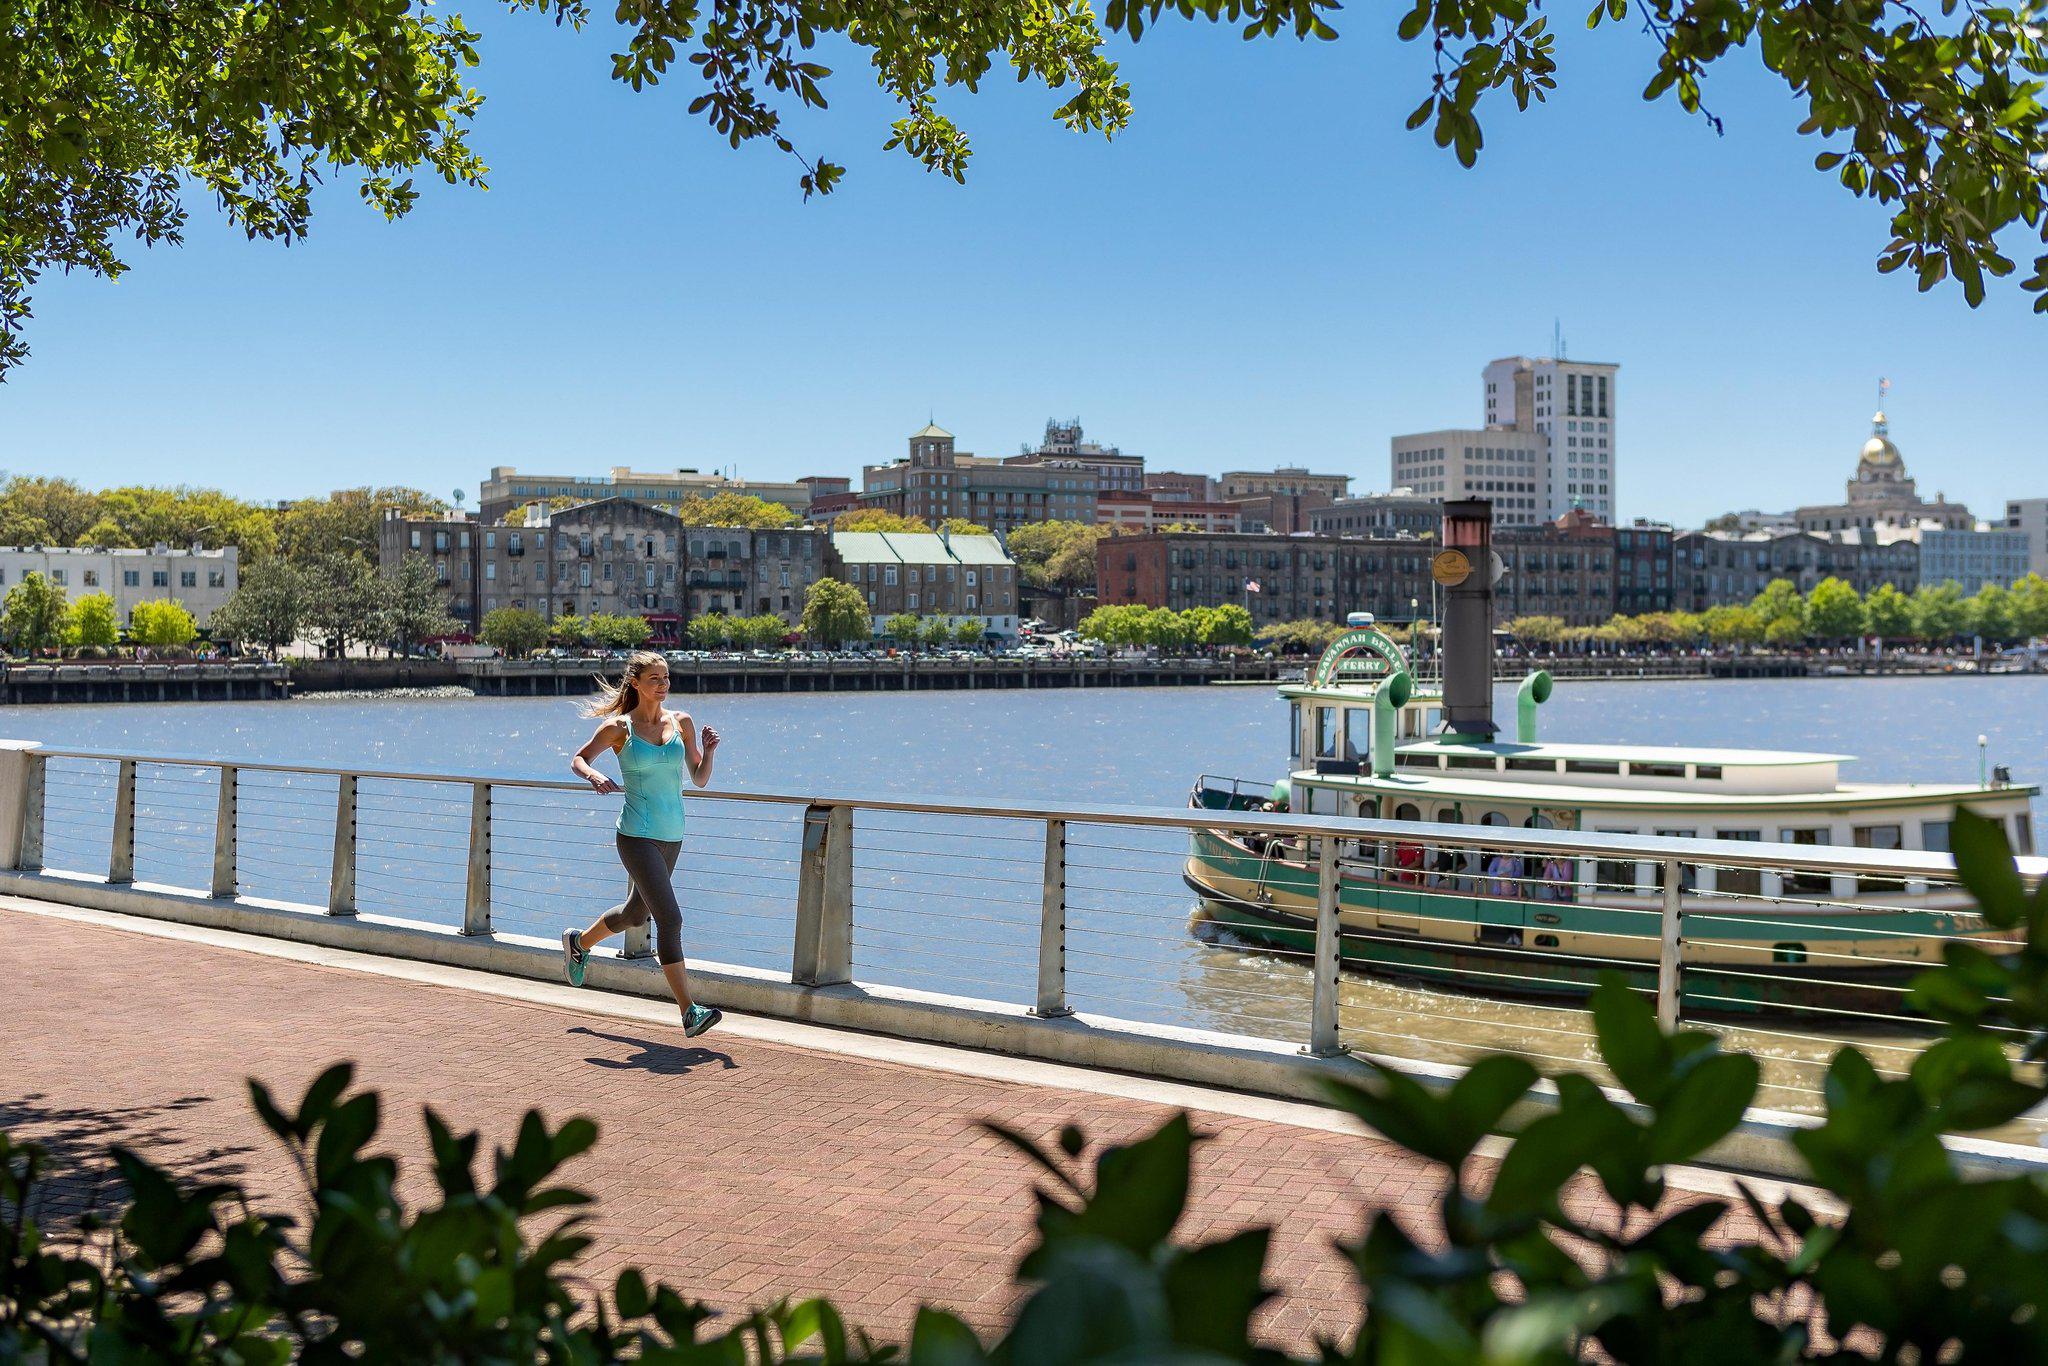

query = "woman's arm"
[570, 720, 625, 794]
[679, 714, 720, 788]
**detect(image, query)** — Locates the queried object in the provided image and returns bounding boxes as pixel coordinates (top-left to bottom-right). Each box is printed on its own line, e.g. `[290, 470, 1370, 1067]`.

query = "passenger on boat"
[1537, 854, 1575, 902]
[1393, 840, 1424, 884]
[1485, 851, 1523, 898]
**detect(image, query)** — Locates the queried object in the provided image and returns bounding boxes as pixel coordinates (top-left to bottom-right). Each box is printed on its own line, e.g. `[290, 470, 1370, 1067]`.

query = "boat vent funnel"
[1371, 670, 1414, 778]
[1439, 499, 1497, 741]
[1517, 670, 1552, 743]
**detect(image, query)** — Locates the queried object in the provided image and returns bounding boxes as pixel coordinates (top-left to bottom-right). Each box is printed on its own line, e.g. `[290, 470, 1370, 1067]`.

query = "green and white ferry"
[1186, 621, 2039, 1015]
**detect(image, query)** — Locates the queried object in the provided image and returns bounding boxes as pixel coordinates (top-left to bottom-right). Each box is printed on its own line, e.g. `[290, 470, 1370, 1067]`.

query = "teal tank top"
[617, 718, 687, 842]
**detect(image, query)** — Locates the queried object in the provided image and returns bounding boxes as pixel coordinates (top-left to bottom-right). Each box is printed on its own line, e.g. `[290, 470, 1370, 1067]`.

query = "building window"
[151, 570, 168, 588]
[181, 570, 197, 588]
[124, 570, 140, 587]
[209, 571, 225, 588]
[83, 569, 99, 587]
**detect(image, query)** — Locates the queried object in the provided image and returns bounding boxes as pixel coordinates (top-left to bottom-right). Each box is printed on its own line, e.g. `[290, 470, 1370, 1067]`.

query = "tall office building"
[1480, 355, 1620, 521]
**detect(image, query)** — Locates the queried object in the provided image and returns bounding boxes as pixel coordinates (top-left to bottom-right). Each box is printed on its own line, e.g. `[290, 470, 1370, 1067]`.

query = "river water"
[9, 676, 2045, 1127]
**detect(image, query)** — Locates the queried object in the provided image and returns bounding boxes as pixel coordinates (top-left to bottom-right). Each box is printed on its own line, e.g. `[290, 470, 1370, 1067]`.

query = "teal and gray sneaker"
[561, 930, 588, 987]
[683, 1004, 723, 1038]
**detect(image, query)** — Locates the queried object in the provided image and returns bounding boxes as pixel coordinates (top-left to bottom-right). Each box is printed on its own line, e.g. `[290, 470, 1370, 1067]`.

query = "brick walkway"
[0, 906, 1751, 1349]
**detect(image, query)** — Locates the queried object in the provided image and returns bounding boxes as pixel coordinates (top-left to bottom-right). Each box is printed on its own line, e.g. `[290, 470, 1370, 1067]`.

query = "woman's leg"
[578, 876, 648, 953]
[613, 835, 696, 1012]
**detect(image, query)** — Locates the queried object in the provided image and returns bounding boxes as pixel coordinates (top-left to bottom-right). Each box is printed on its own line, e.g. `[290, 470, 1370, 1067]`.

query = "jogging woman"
[560, 651, 724, 1038]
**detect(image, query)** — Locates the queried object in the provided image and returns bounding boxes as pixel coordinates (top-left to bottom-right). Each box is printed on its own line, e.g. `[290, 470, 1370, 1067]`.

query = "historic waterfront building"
[1494, 511, 1618, 627]
[1792, 405, 1973, 534]
[861, 424, 1098, 531]
[2007, 498, 2048, 577]
[1673, 528, 1919, 611]
[0, 543, 238, 628]
[827, 529, 1020, 638]
[1098, 532, 1432, 626]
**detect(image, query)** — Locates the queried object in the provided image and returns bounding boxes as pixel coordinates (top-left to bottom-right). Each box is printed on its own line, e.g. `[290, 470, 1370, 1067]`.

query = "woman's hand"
[587, 772, 620, 796]
[701, 726, 721, 754]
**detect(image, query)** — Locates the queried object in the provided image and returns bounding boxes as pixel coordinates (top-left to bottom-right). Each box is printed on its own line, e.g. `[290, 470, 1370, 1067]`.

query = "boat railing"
[5, 739, 2046, 1141]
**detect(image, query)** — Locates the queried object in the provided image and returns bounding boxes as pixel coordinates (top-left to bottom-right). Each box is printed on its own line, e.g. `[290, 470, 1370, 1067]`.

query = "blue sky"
[5, 7, 2042, 527]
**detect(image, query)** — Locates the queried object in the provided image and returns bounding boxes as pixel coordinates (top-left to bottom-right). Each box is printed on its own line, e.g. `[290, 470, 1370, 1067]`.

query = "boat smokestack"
[1438, 498, 1496, 741]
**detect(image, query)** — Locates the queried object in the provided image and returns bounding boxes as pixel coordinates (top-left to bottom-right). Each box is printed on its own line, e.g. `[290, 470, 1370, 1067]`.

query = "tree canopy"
[669, 493, 799, 529]
[7, 0, 2043, 374]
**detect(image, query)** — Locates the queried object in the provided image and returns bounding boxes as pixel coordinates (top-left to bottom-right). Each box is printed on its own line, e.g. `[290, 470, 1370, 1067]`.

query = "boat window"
[1853, 825, 1905, 895]
[1393, 803, 1421, 821]
[1427, 810, 1467, 891]
[1565, 759, 1621, 775]
[1632, 762, 1686, 779]
[1696, 765, 1723, 780]
[1506, 757, 1559, 773]
[2016, 815, 2035, 857]
[1712, 830, 1762, 898]
[1289, 701, 1301, 760]
[1534, 933, 1561, 948]
[1343, 708, 1371, 763]
[1523, 819, 1576, 905]
[1480, 811, 1511, 826]
[1772, 942, 1809, 965]
[1779, 827, 1834, 897]
[1922, 820, 1952, 854]
[1593, 832, 1639, 896]
[1396, 753, 1440, 768]
[1652, 831, 1698, 892]
[1445, 755, 1498, 771]
[1316, 708, 1338, 759]
[1423, 706, 1443, 734]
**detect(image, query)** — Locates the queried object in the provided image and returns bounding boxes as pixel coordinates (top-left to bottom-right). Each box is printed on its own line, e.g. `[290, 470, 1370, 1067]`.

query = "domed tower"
[1846, 383, 1918, 507]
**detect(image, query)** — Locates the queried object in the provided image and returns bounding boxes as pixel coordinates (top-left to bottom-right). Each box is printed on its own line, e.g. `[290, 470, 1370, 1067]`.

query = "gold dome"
[1860, 412, 1901, 465]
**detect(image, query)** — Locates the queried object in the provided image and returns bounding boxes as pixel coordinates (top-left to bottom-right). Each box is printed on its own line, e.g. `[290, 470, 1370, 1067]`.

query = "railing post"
[621, 908, 655, 960]
[328, 775, 357, 916]
[1306, 834, 1345, 1057]
[792, 802, 852, 987]
[1657, 858, 1683, 1030]
[1032, 818, 1071, 1018]
[108, 759, 137, 884]
[1, 744, 43, 871]
[461, 781, 492, 936]
[210, 766, 237, 898]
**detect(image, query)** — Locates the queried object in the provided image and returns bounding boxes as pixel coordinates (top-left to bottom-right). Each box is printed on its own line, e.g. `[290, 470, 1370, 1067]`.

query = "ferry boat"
[1185, 501, 2038, 1016]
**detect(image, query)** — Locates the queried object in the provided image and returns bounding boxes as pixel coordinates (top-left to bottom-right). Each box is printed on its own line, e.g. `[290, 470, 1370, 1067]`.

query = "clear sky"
[5, 9, 2042, 527]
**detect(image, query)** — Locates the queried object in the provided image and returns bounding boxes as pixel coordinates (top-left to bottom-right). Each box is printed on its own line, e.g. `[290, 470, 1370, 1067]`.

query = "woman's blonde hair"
[582, 650, 669, 719]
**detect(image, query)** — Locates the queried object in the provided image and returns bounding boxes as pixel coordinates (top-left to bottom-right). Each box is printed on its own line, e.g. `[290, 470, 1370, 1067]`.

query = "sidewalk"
[0, 901, 1757, 1347]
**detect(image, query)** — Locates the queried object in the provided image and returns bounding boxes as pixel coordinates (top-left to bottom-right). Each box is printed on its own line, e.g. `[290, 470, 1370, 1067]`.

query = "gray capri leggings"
[601, 833, 686, 965]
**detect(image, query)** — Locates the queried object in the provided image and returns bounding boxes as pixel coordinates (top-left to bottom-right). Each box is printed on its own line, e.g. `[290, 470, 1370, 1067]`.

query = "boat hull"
[1184, 827, 1991, 1019]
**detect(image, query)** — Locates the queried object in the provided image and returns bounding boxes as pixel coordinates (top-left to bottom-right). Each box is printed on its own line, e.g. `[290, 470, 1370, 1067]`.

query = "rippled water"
[9, 676, 2045, 1127]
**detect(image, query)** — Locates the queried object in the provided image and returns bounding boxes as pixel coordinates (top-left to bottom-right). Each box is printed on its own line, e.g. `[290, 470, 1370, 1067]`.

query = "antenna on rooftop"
[1552, 318, 1567, 360]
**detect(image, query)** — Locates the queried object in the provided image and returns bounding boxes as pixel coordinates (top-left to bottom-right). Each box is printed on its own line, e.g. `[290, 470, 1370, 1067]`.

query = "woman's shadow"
[568, 1025, 737, 1076]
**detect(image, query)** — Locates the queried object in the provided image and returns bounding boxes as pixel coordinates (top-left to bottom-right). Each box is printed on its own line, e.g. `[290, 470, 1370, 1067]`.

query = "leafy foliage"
[210, 559, 311, 657]
[831, 510, 934, 534]
[671, 492, 801, 529]
[803, 577, 872, 646]
[63, 591, 119, 649]
[480, 606, 550, 657]
[375, 553, 461, 654]
[2, 570, 68, 655]
[129, 599, 198, 648]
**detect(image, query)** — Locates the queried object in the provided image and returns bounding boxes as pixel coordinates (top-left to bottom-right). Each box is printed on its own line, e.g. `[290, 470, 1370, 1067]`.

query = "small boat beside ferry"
[1184, 500, 2038, 1016]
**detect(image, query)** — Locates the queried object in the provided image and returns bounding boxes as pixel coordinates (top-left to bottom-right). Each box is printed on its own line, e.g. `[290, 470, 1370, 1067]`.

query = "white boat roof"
[1395, 739, 1855, 767]
[1295, 770, 2036, 812]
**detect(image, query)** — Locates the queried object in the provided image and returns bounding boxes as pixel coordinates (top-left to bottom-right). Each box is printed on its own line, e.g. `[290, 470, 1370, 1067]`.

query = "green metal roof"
[828, 531, 903, 564]
[943, 534, 1013, 566]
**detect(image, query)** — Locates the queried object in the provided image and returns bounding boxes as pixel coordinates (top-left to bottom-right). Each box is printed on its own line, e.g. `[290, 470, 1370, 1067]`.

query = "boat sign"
[1309, 627, 1411, 689]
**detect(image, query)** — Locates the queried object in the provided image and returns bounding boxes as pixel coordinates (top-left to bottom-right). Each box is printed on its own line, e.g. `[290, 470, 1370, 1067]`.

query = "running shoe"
[683, 1004, 723, 1038]
[561, 929, 588, 987]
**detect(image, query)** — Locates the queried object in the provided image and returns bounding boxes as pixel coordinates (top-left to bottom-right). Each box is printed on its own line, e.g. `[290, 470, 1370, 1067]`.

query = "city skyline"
[4, 11, 2041, 525]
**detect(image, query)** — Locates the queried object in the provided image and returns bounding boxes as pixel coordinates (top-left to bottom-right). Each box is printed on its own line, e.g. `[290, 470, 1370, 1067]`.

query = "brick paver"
[0, 908, 1753, 1348]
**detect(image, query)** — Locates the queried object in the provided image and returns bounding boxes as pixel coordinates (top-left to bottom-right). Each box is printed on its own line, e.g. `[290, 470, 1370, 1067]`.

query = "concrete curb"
[5, 868, 2041, 1183]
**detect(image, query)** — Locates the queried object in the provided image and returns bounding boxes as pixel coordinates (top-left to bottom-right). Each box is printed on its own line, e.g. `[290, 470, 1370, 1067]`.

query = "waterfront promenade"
[1, 898, 1768, 1347]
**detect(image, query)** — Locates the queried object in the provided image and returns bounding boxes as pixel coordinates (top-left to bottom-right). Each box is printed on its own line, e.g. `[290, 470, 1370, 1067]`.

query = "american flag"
[1245, 579, 1261, 594]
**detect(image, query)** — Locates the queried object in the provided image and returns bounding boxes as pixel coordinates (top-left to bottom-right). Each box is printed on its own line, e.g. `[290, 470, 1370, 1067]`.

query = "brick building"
[1494, 512, 1617, 627]
[1674, 528, 1919, 611]
[1612, 520, 1676, 616]
[828, 530, 1021, 638]
[1096, 490, 1243, 533]
[1308, 491, 1440, 540]
[1097, 532, 1432, 627]
[862, 425, 1098, 531]
[1004, 419, 1144, 495]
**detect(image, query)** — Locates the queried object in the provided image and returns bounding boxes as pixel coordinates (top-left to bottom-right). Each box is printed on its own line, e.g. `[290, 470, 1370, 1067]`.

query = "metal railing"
[10, 743, 2047, 1127]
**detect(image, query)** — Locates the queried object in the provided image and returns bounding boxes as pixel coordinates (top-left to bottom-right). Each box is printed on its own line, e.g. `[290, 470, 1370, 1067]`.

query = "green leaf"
[910, 1306, 990, 1363]
[1950, 807, 2026, 928]
[1590, 977, 1665, 1103]
[616, 1267, 652, 1318]
[1160, 1227, 1273, 1352]
[1647, 1053, 1758, 1164]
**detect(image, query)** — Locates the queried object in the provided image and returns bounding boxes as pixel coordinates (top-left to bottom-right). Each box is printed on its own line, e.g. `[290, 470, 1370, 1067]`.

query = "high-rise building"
[1389, 430, 1549, 528]
[1480, 354, 1620, 521]
[2004, 498, 2048, 577]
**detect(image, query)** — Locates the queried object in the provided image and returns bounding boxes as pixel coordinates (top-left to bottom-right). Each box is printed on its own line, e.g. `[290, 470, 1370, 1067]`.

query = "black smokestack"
[1439, 499, 1496, 741]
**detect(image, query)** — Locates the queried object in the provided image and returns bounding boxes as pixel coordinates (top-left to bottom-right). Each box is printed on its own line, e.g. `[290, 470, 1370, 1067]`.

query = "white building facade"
[1481, 355, 1620, 522]
[1388, 429, 1550, 528]
[0, 544, 239, 626]
[2007, 498, 2048, 577]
